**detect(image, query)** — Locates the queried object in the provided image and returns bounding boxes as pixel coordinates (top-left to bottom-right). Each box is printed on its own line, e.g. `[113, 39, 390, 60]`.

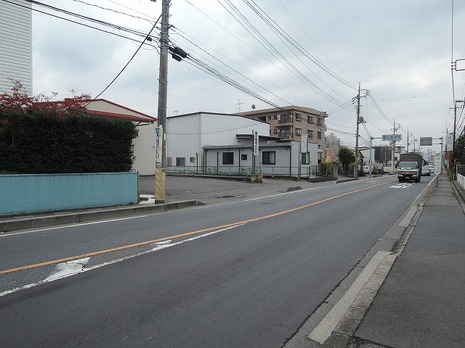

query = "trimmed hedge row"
[0, 109, 138, 173]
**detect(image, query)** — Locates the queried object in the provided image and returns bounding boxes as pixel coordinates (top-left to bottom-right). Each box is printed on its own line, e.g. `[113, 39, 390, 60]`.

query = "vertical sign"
[301, 133, 308, 153]
[253, 130, 259, 156]
[155, 125, 163, 166]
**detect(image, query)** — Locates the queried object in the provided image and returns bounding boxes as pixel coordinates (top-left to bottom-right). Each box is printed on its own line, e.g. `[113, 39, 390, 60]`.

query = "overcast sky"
[31, 0, 465, 152]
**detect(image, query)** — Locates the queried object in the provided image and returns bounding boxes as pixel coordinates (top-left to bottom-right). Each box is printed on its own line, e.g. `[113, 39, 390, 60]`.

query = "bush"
[0, 108, 138, 173]
[319, 161, 334, 177]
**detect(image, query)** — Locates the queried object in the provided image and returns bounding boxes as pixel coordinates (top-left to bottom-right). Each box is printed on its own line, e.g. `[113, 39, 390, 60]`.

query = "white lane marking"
[0, 216, 149, 237]
[308, 251, 390, 345]
[0, 224, 244, 297]
[44, 258, 90, 282]
[390, 183, 412, 189]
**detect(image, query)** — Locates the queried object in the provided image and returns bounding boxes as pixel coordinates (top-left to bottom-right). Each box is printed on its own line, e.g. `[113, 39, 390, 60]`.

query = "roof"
[236, 105, 323, 117]
[167, 111, 267, 124]
[80, 99, 156, 123]
[34, 98, 157, 123]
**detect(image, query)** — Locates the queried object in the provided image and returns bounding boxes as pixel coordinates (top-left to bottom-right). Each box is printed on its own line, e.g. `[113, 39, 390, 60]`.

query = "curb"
[0, 200, 202, 233]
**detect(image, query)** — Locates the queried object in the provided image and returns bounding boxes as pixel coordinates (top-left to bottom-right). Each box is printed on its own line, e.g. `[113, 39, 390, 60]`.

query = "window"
[317, 131, 322, 139]
[223, 152, 234, 165]
[274, 115, 278, 120]
[241, 153, 248, 161]
[296, 127, 302, 135]
[302, 152, 310, 164]
[268, 115, 272, 120]
[273, 128, 277, 134]
[189, 157, 195, 163]
[176, 157, 186, 166]
[308, 115, 314, 124]
[308, 129, 314, 138]
[262, 151, 276, 165]
[279, 114, 291, 124]
[295, 112, 302, 121]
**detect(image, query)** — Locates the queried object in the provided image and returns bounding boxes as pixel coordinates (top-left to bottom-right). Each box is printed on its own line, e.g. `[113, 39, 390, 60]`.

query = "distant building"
[237, 106, 327, 162]
[0, 0, 32, 94]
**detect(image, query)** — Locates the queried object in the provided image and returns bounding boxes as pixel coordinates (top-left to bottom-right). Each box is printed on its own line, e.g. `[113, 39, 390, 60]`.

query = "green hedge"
[0, 109, 138, 173]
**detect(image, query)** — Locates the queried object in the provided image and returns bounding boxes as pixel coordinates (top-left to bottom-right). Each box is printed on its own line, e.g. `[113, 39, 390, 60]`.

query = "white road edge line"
[308, 250, 390, 345]
[0, 215, 149, 237]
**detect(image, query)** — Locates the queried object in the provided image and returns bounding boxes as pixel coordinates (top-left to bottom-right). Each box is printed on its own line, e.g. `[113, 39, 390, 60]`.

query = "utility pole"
[391, 120, 400, 175]
[155, 0, 170, 203]
[353, 83, 369, 178]
[453, 100, 464, 166]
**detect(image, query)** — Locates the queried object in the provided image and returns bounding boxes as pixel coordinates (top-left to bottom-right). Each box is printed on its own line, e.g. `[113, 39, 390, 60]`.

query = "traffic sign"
[382, 134, 402, 141]
[420, 137, 433, 146]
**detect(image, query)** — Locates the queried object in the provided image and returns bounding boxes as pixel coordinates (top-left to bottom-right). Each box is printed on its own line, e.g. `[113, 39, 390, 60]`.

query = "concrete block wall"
[0, 172, 138, 216]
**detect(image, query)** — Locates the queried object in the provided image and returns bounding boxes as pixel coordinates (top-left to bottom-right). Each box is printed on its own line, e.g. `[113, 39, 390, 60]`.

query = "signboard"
[300, 133, 308, 153]
[155, 125, 163, 165]
[253, 130, 259, 155]
[382, 134, 402, 142]
[420, 137, 433, 146]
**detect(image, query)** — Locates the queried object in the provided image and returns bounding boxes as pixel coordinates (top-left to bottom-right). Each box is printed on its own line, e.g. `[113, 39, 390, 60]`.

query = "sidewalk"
[349, 173, 465, 347]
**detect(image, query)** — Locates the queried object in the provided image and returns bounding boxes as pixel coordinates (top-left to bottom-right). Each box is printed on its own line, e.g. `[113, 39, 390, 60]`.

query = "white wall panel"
[0, 0, 32, 94]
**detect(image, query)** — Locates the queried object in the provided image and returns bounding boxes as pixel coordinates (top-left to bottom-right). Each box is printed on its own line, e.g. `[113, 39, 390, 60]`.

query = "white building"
[166, 112, 319, 178]
[0, 0, 32, 94]
[166, 112, 269, 169]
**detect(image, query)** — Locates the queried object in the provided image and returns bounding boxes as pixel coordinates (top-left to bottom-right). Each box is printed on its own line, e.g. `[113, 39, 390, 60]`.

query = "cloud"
[30, 0, 465, 151]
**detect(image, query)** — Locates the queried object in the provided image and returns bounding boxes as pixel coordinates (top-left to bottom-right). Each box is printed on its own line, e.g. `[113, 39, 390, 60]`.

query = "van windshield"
[399, 161, 417, 170]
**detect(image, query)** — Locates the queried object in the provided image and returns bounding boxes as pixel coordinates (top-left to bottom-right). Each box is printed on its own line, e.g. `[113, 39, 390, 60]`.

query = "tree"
[338, 146, 355, 174]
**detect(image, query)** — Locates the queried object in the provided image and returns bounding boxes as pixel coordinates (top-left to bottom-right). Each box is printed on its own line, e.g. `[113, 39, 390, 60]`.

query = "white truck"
[397, 153, 423, 183]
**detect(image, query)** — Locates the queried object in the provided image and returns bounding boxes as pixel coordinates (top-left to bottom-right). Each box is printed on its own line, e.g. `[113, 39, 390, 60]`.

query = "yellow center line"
[0, 180, 389, 276]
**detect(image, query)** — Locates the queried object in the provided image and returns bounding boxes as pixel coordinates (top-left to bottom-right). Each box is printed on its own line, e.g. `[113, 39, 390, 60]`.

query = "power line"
[91, 15, 161, 101]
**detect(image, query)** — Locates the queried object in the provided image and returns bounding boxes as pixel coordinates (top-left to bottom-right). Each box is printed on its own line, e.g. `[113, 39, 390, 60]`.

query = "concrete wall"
[0, 172, 138, 216]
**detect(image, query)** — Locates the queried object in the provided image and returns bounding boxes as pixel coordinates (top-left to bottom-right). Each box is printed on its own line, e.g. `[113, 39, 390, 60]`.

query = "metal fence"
[166, 165, 323, 178]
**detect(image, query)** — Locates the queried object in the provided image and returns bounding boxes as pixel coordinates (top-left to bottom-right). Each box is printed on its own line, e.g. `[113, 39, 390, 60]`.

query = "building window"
[279, 113, 291, 124]
[241, 153, 248, 161]
[176, 157, 186, 166]
[274, 115, 278, 120]
[308, 115, 314, 124]
[273, 128, 277, 134]
[223, 152, 234, 165]
[302, 152, 310, 164]
[262, 151, 276, 165]
[295, 112, 302, 121]
[189, 157, 195, 163]
[278, 128, 292, 138]
[296, 127, 302, 135]
[308, 129, 314, 138]
[317, 131, 322, 139]
[268, 115, 272, 120]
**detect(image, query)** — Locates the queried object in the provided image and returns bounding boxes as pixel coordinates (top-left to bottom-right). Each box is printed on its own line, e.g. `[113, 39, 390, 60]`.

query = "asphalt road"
[0, 175, 434, 347]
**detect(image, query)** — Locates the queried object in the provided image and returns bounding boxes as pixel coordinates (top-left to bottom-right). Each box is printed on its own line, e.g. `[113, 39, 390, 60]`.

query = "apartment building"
[238, 106, 327, 162]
